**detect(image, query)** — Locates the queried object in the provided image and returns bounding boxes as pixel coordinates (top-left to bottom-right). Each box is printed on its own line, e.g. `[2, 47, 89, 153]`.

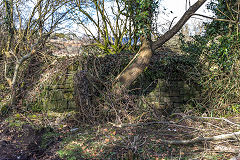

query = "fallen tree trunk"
[160, 131, 240, 145]
[114, 0, 207, 94]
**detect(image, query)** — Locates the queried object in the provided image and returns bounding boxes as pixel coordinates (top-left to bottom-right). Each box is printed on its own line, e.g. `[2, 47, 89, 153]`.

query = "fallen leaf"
[105, 138, 110, 143]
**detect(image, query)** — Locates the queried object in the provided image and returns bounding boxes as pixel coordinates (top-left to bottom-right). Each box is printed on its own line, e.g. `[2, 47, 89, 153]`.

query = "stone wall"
[146, 78, 199, 110]
[41, 63, 199, 111]
[32, 47, 200, 112]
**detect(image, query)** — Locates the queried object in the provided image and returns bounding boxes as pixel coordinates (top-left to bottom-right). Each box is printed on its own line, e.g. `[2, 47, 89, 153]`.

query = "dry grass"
[2, 110, 239, 159]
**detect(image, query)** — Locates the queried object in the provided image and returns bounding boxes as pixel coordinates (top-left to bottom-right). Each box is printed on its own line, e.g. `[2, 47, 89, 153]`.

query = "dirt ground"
[0, 120, 62, 160]
[0, 113, 240, 160]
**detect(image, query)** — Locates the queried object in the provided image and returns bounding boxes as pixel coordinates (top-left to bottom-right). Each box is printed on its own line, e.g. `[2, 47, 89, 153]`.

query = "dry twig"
[160, 131, 240, 145]
[109, 121, 197, 130]
[173, 113, 240, 128]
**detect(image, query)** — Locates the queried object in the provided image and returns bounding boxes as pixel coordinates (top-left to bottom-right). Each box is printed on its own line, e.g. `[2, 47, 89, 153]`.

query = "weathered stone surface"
[179, 89, 185, 95]
[147, 78, 200, 109]
[178, 81, 184, 87]
[160, 91, 169, 97]
[169, 90, 180, 97]
[173, 103, 181, 108]
[163, 97, 171, 103]
[170, 96, 183, 103]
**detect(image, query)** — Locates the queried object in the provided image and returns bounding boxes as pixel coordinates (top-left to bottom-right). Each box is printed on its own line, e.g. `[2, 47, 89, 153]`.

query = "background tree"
[180, 0, 240, 113]
[69, 0, 135, 54]
[114, 0, 207, 94]
[1, 0, 70, 107]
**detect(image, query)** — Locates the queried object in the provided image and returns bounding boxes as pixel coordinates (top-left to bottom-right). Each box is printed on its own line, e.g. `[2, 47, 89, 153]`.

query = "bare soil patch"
[0, 120, 62, 160]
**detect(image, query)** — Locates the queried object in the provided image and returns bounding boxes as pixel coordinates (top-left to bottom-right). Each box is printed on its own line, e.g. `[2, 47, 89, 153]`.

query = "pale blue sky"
[69, 0, 213, 37]
[158, 0, 213, 34]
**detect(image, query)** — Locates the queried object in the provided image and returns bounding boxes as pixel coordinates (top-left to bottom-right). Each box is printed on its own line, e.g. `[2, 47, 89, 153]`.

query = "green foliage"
[205, 0, 238, 36]
[179, 0, 240, 115]
[208, 35, 239, 71]
[53, 33, 71, 40]
[0, 104, 10, 115]
[124, 0, 159, 38]
[72, 0, 159, 54]
[40, 127, 60, 149]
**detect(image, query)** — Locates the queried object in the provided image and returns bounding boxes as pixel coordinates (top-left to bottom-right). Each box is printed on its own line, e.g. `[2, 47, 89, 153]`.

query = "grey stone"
[173, 103, 181, 108]
[160, 91, 169, 97]
[170, 97, 183, 103]
[169, 90, 180, 96]
[163, 97, 171, 103]
[178, 81, 184, 87]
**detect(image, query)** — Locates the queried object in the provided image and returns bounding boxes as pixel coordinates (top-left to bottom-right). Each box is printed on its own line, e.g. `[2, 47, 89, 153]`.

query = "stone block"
[178, 81, 184, 87]
[157, 79, 165, 87]
[170, 96, 183, 103]
[179, 89, 185, 95]
[160, 91, 169, 97]
[169, 90, 180, 97]
[163, 97, 171, 103]
[173, 103, 181, 108]
[160, 87, 169, 92]
[169, 85, 179, 91]
[168, 81, 178, 87]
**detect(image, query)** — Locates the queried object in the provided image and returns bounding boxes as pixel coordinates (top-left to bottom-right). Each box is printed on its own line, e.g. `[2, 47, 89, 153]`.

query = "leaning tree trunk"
[114, 38, 153, 94]
[114, 0, 207, 94]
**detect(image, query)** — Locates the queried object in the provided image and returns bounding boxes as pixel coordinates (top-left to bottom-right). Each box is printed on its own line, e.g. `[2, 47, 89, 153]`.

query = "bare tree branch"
[193, 13, 238, 23]
[152, 0, 207, 50]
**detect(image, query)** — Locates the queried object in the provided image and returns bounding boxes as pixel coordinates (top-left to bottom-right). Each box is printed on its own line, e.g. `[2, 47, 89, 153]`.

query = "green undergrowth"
[1, 43, 239, 159]
[15, 44, 240, 121]
[2, 111, 237, 160]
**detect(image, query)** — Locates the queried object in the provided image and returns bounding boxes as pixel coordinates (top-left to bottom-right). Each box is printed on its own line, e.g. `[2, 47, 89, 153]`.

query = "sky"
[160, 0, 212, 18]
[69, 0, 214, 37]
[157, 0, 213, 34]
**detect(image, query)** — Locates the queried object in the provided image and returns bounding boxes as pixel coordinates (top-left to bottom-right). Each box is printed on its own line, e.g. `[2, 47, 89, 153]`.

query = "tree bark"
[152, 0, 207, 50]
[114, 0, 207, 93]
[114, 38, 153, 94]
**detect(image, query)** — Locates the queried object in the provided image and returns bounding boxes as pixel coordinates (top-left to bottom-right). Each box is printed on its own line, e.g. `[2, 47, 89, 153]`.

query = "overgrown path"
[0, 112, 239, 160]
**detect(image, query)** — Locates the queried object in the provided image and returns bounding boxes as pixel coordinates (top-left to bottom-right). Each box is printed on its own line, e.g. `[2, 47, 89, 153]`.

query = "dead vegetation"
[0, 109, 239, 160]
[1, 34, 240, 159]
[2, 44, 240, 159]
[1, 0, 240, 159]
